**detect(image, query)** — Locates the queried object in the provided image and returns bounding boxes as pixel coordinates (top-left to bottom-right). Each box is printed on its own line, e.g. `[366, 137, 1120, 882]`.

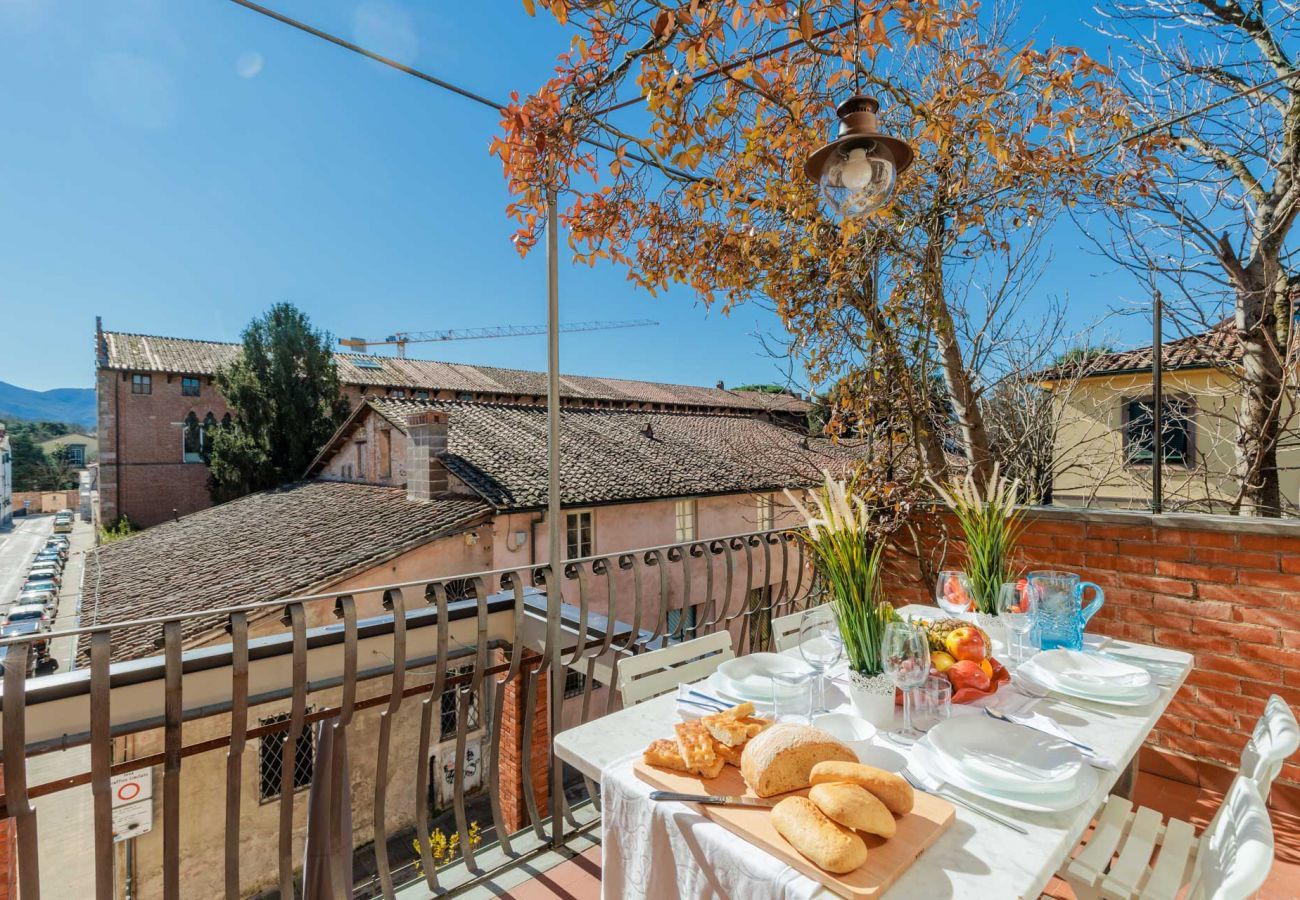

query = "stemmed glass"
[936, 570, 974, 617]
[798, 605, 843, 715]
[998, 580, 1037, 664]
[882, 621, 931, 744]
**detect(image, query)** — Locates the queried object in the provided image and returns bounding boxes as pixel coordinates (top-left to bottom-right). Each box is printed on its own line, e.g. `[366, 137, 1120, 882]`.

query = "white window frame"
[757, 493, 774, 531]
[675, 499, 697, 543]
[565, 510, 594, 559]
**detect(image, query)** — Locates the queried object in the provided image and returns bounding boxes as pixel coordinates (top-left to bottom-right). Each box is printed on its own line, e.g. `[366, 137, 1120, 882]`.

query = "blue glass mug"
[1027, 570, 1104, 651]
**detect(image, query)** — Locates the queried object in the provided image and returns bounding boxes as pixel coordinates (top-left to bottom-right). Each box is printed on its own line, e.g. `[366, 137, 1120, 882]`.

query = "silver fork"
[900, 765, 1028, 834]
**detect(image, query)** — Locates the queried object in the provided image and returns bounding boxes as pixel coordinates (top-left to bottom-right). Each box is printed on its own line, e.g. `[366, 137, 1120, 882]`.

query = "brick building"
[94, 319, 809, 528]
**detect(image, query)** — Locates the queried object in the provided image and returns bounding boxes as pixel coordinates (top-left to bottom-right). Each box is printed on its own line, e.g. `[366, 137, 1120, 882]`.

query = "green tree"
[8, 429, 47, 491]
[208, 304, 349, 503]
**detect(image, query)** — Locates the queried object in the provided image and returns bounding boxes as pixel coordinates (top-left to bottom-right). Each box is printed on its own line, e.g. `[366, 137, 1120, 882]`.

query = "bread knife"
[649, 790, 778, 808]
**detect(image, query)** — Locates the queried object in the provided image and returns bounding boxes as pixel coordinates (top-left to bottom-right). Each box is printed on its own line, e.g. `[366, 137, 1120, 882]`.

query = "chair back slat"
[617, 631, 735, 706]
[772, 612, 803, 652]
[1240, 694, 1299, 794]
[1190, 776, 1274, 900]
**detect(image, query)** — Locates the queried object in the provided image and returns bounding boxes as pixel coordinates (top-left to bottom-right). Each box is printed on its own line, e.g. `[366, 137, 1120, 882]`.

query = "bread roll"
[809, 782, 896, 838]
[771, 796, 868, 874]
[740, 724, 856, 798]
[808, 761, 914, 815]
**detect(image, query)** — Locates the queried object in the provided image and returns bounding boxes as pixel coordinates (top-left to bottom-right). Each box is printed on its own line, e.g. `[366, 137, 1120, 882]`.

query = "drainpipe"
[544, 186, 564, 849]
[1151, 289, 1163, 514]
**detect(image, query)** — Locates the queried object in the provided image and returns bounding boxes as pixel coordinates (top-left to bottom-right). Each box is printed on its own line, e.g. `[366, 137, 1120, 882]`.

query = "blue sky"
[0, 0, 1145, 392]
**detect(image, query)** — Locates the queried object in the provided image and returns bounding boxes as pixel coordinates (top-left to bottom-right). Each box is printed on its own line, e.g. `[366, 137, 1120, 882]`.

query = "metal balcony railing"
[0, 526, 817, 899]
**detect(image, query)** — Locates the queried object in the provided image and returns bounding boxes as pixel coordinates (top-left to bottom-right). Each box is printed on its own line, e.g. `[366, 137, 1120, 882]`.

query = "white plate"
[701, 672, 774, 708]
[813, 713, 877, 743]
[912, 739, 1098, 813]
[926, 715, 1082, 793]
[1018, 661, 1162, 708]
[716, 653, 810, 702]
[1031, 650, 1151, 696]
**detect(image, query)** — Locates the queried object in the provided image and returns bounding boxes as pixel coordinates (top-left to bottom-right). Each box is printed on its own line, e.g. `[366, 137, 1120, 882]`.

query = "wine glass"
[936, 570, 974, 617]
[798, 605, 843, 715]
[998, 580, 1037, 665]
[882, 621, 931, 744]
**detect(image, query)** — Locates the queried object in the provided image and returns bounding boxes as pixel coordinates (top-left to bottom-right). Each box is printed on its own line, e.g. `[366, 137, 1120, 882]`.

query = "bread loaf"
[740, 724, 856, 798]
[771, 796, 868, 874]
[808, 761, 914, 815]
[809, 782, 897, 838]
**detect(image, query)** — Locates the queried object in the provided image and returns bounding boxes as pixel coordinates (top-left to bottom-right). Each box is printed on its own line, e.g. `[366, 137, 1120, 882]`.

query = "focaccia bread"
[808, 761, 914, 815]
[643, 739, 690, 772]
[702, 712, 752, 747]
[809, 782, 897, 838]
[771, 796, 868, 874]
[740, 724, 856, 798]
[675, 721, 725, 778]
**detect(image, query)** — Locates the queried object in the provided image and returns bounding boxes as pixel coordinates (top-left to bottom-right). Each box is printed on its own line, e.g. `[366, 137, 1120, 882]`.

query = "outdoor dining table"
[552, 603, 1194, 900]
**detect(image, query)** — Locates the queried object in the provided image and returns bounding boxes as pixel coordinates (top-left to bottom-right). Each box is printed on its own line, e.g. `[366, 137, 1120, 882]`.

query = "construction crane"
[338, 319, 659, 357]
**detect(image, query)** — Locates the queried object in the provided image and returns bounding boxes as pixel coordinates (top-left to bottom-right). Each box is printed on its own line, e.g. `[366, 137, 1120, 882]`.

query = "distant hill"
[0, 381, 95, 429]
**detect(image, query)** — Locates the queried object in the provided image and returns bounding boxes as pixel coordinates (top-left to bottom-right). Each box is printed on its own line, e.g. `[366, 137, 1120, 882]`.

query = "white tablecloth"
[599, 751, 828, 900]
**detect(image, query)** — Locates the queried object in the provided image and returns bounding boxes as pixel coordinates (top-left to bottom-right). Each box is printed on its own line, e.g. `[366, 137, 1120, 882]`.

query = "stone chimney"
[405, 411, 450, 502]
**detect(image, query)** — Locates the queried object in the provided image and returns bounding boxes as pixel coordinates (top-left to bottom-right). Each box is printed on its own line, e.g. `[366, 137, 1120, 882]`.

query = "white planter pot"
[973, 612, 1009, 658]
[847, 671, 896, 729]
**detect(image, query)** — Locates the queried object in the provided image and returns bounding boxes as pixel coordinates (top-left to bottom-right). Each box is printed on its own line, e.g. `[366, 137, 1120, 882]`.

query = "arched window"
[221, 413, 232, 428]
[182, 412, 202, 463]
[202, 413, 218, 462]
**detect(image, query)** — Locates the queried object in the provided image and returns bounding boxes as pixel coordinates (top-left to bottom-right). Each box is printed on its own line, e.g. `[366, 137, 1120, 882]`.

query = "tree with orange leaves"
[493, 0, 1137, 493]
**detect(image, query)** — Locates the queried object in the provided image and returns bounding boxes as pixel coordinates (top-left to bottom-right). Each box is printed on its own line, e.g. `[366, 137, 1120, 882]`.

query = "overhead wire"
[226, 0, 1300, 191]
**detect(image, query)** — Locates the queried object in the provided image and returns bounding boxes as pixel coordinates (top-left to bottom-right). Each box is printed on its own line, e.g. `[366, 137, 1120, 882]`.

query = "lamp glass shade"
[816, 143, 896, 219]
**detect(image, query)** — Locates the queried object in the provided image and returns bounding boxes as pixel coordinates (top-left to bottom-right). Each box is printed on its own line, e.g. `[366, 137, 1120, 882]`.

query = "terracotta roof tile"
[80, 481, 488, 661]
[1040, 319, 1239, 380]
[100, 330, 809, 414]
[355, 398, 866, 509]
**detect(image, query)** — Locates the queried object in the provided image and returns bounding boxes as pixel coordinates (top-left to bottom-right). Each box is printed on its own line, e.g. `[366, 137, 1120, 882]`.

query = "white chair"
[616, 631, 734, 707]
[1241, 694, 1299, 797]
[772, 611, 803, 651]
[1064, 776, 1273, 900]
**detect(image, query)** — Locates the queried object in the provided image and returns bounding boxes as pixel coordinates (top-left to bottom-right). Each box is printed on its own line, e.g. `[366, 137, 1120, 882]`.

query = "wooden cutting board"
[634, 761, 954, 899]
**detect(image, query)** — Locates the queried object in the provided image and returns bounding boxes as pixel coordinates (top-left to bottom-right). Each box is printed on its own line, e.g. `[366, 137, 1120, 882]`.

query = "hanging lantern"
[804, 95, 914, 219]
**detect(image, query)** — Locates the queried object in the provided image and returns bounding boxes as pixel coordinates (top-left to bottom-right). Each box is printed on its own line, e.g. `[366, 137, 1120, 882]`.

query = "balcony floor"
[500, 774, 1300, 899]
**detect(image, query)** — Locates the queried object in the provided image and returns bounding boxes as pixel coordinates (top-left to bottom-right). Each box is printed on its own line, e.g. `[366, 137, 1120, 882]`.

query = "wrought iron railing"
[0, 527, 816, 899]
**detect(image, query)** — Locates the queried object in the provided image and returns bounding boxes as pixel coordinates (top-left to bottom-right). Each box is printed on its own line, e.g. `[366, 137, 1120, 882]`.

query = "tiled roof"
[345, 398, 867, 509]
[80, 481, 488, 661]
[99, 330, 809, 414]
[1039, 320, 1239, 381]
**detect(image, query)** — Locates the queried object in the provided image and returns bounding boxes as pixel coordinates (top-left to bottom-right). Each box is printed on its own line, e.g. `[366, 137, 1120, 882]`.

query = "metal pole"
[1151, 289, 1164, 514]
[544, 187, 565, 848]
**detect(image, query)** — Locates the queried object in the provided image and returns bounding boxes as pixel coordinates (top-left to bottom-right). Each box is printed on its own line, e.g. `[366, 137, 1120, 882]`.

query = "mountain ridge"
[0, 381, 95, 429]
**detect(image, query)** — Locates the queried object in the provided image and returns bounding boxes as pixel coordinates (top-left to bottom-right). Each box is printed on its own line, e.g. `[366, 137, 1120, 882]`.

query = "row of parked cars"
[0, 533, 71, 673]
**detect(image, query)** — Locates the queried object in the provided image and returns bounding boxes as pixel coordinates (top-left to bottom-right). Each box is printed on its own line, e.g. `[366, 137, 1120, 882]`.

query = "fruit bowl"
[919, 616, 1011, 705]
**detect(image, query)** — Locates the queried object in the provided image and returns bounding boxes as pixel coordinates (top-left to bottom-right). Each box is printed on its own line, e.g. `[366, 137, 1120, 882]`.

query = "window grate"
[258, 713, 315, 802]
[439, 665, 482, 742]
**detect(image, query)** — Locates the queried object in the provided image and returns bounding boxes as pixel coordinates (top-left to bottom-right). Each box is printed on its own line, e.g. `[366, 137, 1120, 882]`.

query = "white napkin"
[673, 682, 767, 719]
[989, 707, 1116, 770]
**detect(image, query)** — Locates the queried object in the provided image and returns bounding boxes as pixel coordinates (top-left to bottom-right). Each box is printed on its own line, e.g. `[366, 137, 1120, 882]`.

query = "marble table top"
[553, 603, 1194, 899]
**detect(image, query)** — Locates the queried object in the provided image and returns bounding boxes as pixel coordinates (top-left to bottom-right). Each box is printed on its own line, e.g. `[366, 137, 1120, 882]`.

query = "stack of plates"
[912, 716, 1097, 812]
[710, 653, 811, 704]
[1019, 649, 1159, 707]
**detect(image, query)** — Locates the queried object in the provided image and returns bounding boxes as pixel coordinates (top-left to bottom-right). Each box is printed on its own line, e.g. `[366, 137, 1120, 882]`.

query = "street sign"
[111, 769, 152, 807]
[112, 801, 152, 843]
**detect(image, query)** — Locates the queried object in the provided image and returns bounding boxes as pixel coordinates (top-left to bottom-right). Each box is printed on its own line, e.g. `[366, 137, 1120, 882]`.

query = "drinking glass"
[936, 570, 974, 617]
[799, 605, 843, 715]
[998, 580, 1037, 664]
[913, 675, 952, 733]
[882, 621, 930, 743]
[772, 671, 814, 725]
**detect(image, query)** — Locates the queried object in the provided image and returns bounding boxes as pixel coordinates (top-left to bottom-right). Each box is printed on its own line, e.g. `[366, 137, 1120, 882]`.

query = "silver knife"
[649, 790, 777, 808]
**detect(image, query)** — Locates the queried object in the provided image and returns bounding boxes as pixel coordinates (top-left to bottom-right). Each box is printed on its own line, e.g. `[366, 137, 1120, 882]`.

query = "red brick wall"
[496, 653, 551, 835]
[0, 768, 14, 900]
[881, 506, 1300, 788]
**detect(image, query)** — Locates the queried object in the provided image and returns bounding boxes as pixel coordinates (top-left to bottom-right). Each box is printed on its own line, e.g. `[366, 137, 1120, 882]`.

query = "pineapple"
[918, 617, 989, 653]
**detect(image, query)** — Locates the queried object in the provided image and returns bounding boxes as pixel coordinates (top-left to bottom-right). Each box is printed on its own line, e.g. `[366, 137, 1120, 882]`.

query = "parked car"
[3, 604, 50, 629]
[38, 541, 67, 556]
[22, 578, 57, 595]
[47, 534, 70, 547]
[53, 511, 73, 534]
[25, 566, 60, 586]
[0, 621, 50, 674]
[32, 554, 65, 570]
[17, 589, 57, 612]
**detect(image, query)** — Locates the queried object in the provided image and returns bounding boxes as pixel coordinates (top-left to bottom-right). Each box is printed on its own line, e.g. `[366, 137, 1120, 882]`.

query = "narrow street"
[0, 515, 52, 611]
